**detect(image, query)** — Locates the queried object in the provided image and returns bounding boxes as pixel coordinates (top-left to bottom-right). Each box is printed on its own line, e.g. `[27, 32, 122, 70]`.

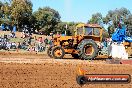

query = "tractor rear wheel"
[47, 46, 53, 58]
[52, 46, 65, 59]
[78, 40, 98, 60]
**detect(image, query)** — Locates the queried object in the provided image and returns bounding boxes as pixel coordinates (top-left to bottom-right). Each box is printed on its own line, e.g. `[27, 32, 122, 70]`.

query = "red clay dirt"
[0, 51, 132, 88]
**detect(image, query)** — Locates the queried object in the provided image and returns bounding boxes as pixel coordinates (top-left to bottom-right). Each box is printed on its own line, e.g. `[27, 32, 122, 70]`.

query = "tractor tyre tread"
[52, 46, 65, 59]
[78, 39, 98, 60]
[47, 46, 53, 58]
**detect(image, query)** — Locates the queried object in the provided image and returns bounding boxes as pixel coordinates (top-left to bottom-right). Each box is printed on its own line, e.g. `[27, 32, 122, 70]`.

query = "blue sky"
[2, 0, 132, 23]
[31, 0, 132, 23]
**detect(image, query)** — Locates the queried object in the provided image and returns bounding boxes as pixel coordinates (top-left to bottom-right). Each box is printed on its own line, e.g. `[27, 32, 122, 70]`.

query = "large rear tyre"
[78, 40, 98, 60]
[52, 46, 65, 59]
[47, 46, 53, 58]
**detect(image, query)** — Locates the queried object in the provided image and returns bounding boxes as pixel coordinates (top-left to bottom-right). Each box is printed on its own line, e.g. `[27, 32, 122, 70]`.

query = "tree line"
[0, 0, 132, 36]
[89, 8, 132, 37]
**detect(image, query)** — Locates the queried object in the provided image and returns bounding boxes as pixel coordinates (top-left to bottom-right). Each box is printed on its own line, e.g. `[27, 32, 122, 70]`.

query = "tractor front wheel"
[52, 46, 65, 59]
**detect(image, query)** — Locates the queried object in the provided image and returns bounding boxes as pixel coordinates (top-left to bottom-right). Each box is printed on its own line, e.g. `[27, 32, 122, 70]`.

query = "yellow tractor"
[47, 23, 104, 60]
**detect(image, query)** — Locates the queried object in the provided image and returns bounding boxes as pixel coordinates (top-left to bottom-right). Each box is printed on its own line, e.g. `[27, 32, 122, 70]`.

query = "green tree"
[0, 1, 3, 24]
[126, 15, 132, 25]
[89, 13, 102, 24]
[107, 25, 115, 37]
[67, 22, 78, 35]
[103, 30, 109, 39]
[126, 15, 132, 35]
[101, 7, 131, 36]
[56, 22, 77, 35]
[105, 8, 131, 28]
[56, 22, 66, 32]
[33, 7, 61, 35]
[10, 0, 32, 31]
[0, 1, 12, 25]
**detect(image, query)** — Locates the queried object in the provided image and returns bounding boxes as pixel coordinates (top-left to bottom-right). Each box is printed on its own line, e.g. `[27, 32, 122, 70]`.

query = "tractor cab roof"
[84, 24, 101, 28]
[76, 23, 102, 28]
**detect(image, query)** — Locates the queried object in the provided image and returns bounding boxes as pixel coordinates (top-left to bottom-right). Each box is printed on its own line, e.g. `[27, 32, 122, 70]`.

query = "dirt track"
[0, 52, 132, 88]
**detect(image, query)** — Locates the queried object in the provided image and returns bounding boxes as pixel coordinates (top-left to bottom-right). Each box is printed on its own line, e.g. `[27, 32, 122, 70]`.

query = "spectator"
[38, 37, 43, 44]
[28, 37, 32, 45]
[49, 39, 53, 46]
[103, 39, 107, 47]
[1, 24, 5, 31]
[56, 32, 61, 37]
[37, 37, 44, 52]
[44, 38, 48, 45]
[6, 42, 11, 50]
[21, 41, 28, 50]
[11, 32, 16, 38]
[11, 42, 17, 49]
[35, 42, 39, 52]
[34, 36, 37, 40]
[17, 42, 22, 49]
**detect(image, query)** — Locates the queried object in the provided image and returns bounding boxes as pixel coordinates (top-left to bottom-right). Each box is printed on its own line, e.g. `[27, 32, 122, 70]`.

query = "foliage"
[106, 8, 131, 36]
[10, 0, 33, 30]
[33, 7, 61, 35]
[89, 13, 102, 24]
[0, 0, 132, 37]
[0, 1, 11, 24]
[126, 15, 132, 35]
[0, 0, 33, 31]
[88, 7, 131, 38]
[105, 8, 131, 28]
[102, 29, 109, 41]
[57, 22, 77, 35]
[0, 1, 3, 24]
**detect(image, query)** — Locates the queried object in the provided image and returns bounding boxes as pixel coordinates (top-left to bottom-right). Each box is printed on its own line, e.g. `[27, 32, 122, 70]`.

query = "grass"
[9, 38, 24, 43]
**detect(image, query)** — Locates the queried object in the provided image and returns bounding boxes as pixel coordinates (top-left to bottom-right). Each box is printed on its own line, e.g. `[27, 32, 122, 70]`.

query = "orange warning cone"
[78, 68, 85, 75]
